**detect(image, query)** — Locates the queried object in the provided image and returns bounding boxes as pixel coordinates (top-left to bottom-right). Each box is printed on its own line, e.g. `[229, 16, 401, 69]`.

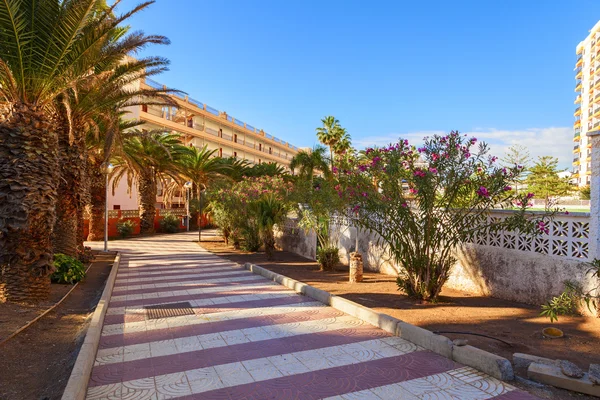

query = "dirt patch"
[202, 239, 600, 393]
[0, 252, 115, 400]
[0, 285, 71, 342]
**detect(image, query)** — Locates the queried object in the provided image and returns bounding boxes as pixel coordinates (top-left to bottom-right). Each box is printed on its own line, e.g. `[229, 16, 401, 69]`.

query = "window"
[234, 134, 238, 143]
[259, 143, 262, 151]
[259, 158, 261, 164]
[187, 117, 193, 128]
[269, 147, 272, 154]
[219, 128, 223, 137]
[113, 205, 121, 210]
[141, 104, 148, 113]
[219, 148, 223, 157]
[233, 152, 237, 158]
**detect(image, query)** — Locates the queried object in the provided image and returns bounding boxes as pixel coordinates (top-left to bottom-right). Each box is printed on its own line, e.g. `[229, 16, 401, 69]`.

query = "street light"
[104, 163, 115, 252]
[184, 181, 193, 232]
[198, 184, 206, 243]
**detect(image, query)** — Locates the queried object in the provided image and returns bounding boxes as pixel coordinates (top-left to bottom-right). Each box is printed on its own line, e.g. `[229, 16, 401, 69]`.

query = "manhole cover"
[145, 302, 195, 320]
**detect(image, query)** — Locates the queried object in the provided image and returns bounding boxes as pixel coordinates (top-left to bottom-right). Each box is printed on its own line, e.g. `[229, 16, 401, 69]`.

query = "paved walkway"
[85, 232, 537, 399]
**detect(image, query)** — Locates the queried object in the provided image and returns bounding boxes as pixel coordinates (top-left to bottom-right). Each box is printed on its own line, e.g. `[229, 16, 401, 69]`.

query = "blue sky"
[118, 0, 600, 168]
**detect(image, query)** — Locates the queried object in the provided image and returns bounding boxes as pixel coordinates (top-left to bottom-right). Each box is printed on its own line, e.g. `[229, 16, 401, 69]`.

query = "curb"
[62, 253, 121, 400]
[245, 262, 514, 381]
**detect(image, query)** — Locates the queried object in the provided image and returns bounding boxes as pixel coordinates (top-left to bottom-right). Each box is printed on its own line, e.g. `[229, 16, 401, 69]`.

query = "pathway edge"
[62, 252, 121, 400]
[244, 262, 514, 381]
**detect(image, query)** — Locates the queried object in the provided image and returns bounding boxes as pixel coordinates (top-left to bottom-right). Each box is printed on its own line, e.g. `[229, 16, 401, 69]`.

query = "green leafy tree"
[526, 156, 572, 203]
[501, 144, 531, 194]
[340, 132, 556, 301]
[580, 185, 591, 200]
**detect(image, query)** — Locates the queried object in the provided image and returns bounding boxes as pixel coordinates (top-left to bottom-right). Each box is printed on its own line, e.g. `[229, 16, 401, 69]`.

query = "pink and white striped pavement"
[85, 232, 539, 400]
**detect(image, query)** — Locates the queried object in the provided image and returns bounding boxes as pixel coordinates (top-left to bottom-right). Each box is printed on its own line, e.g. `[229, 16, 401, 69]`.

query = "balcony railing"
[575, 67, 582, 74]
[205, 127, 219, 136]
[575, 106, 581, 114]
[140, 77, 300, 156]
[594, 122, 600, 129]
[222, 133, 232, 141]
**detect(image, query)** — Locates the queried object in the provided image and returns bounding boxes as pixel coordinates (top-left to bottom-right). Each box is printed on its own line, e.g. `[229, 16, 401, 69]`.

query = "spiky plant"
[289, 146, 330, 183]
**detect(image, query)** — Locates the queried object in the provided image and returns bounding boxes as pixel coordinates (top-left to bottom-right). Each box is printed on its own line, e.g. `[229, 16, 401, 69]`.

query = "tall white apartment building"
[573, 20, 600, 187]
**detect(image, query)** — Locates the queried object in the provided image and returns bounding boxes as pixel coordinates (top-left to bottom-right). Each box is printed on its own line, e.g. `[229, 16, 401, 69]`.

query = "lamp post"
[198, 184, 206, 243]
[184, 181, 192, 232]
[104, 163, 115, 252]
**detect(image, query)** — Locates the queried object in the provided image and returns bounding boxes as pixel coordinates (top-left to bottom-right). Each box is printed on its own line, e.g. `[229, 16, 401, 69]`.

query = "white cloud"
[354, 127, 574, 169]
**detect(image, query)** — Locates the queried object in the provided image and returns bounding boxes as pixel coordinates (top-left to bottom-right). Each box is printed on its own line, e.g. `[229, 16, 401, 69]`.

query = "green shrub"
[116, 219, 136, 238]
[52, 254, 86, 284]
[317, 247, 340, 271]
[160, 213, 181, 233]
[77, 246, 94, 263]
[242, 227, 261, 252]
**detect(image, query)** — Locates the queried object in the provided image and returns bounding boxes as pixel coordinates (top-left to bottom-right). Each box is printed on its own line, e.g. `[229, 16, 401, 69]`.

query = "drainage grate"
[145, 302, 195, 320]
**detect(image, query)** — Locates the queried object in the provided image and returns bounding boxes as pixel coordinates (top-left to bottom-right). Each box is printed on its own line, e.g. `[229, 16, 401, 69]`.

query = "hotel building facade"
[573, 20, 600, 187]
[109, 77, 299, 209]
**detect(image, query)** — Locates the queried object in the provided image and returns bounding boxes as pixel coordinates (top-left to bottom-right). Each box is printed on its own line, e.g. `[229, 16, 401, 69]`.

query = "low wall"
[83, 209, 188, 239]
[274, 219, 317, 261]
[279, 215, 599, 313]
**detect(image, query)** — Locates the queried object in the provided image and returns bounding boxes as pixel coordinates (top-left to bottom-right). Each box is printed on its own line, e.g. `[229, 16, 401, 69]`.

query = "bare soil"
[0, 252, 115, 400]
[202, 236, 600, 400]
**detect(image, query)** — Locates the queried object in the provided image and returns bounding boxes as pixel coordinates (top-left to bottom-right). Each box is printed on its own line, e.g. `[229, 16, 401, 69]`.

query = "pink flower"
[476, 186, 490, 198]
[565, 211, 570, 215]
[401, 202, 408, 208]
[409, 188, 418, 194]
[332, 166, 338, 173]
[526, 192, 534, 199]
[470, 138, 477, 145]
[358, 165, 368, 172]
[429, 167, 438, 174]
[503, 186, 512, 191]
[352, 205, 360, 213]
[361, 192, 368, 197]
[418, 147, 426, 153]
[537, 221, 549, 234]
[414, 170, 426, 178]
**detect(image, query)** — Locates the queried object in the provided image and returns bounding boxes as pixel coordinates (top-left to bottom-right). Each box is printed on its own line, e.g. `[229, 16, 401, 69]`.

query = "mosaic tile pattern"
[85, 232, 540, 400]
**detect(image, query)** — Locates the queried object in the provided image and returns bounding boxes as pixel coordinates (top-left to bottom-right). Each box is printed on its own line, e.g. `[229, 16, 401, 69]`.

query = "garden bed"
[201, 238, 600, 372]
[0, 252, 116, 400]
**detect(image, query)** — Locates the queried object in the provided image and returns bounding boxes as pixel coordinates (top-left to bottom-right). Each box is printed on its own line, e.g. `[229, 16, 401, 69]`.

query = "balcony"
[575, 81, 582, 92]
[573, 145, 580, 153]
[576, 68, 583, 79]
[574, 133, 581, 142]
[573, 160, 581, 166]
[205, 127, 219, 137]
[574, 119, 581, 128]
[594, 121, 600, 129]
[574, 106, 582, 116]
[575, 95, 582, 104]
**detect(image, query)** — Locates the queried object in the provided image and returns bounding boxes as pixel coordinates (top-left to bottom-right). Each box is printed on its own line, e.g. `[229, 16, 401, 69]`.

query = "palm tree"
[289, 146, 330, 182]
[112, 131, 188, 234]
[219, 157, 251, 182]
[53, 31, 173, 257]
[182, 145, 231, 197]
[0, 0, 159, 302]
[245, 162, 287, 178]
[252, 195, 288, 260]
[316, 116, 343, 172]
[332, 128, 352, 156]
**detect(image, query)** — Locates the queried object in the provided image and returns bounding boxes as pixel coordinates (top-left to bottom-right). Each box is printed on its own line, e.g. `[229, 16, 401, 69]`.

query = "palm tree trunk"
[53, 124, 88, 257]
[139, 174, 157, 234]
[329, 145, 335, 174]
[0, 103, 59, 302]
[87, 159, 106, 241]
